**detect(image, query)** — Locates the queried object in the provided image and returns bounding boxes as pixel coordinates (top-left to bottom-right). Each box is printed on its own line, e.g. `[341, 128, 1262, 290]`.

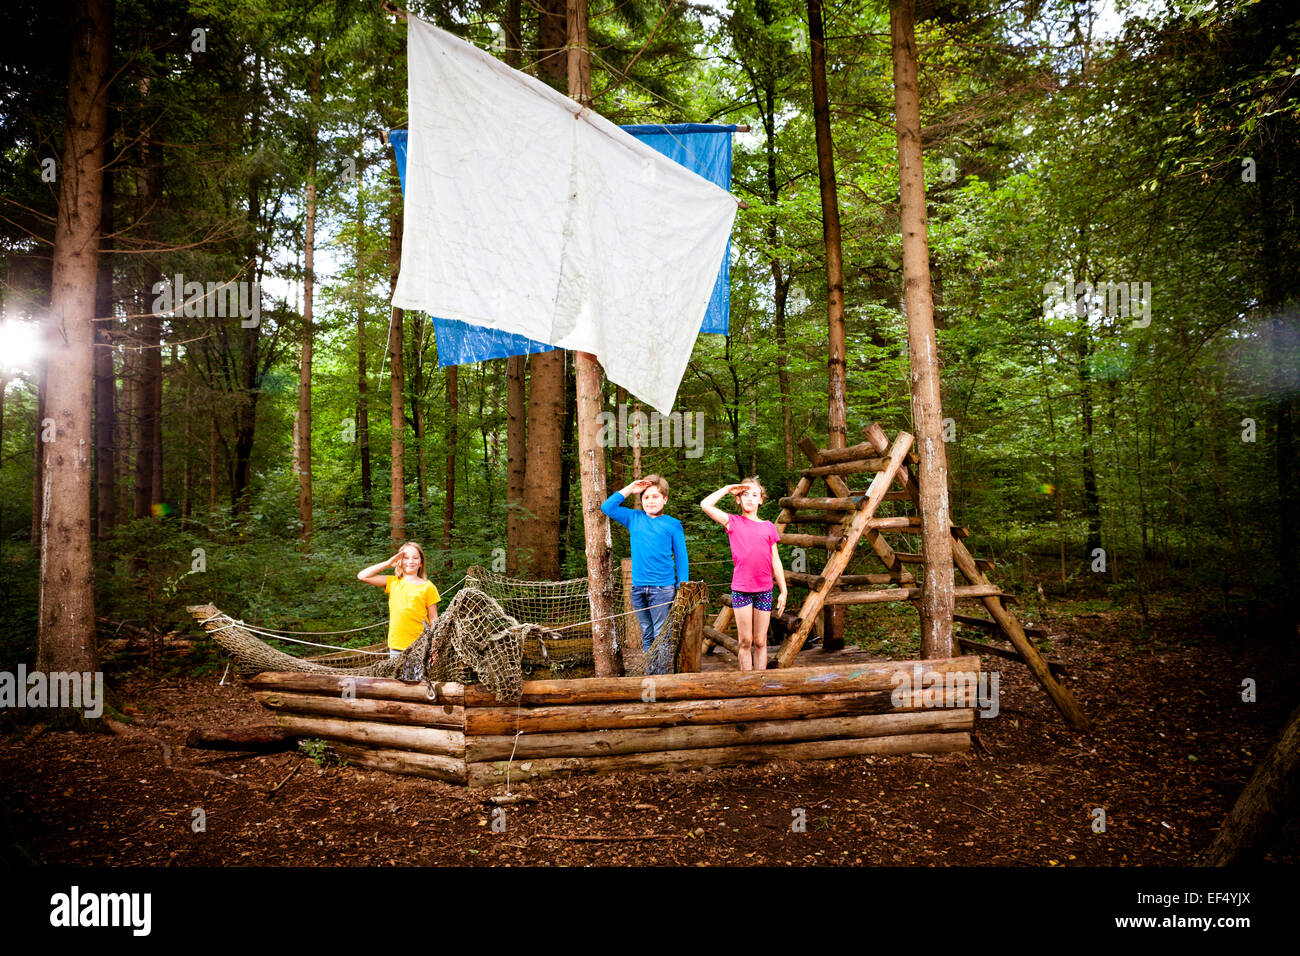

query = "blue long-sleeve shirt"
[601, 492, 689, 587]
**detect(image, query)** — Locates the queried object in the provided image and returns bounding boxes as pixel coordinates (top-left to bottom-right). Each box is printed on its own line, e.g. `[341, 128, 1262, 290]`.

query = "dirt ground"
[1, 603, 1296, 868]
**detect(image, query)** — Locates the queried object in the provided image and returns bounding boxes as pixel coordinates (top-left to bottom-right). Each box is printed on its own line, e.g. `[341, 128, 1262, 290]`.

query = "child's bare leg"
[752, 608, 771, 669]
[734, 604, 754, 670]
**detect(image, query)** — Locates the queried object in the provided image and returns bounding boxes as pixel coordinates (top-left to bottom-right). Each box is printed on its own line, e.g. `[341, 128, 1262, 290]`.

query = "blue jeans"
[631, 585, 677, 667]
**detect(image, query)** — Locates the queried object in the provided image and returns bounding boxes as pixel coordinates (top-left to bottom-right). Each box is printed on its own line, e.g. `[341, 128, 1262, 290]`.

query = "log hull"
[240, 658, 979, 788]
[466, 732, 971, 788]
[465, 708, 974, 761]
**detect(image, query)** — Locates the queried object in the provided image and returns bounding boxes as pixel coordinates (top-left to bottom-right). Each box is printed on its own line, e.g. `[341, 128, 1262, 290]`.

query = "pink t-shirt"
[726, 514, 780, 592]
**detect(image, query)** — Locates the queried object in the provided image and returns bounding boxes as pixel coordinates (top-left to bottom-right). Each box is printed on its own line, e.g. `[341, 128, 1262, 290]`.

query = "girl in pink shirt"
[701, 478, 788, 671]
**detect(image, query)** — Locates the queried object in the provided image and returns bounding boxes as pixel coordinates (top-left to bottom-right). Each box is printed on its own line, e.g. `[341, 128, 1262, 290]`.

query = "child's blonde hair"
[731, 477, 767, 507]
[642, 474, 670, 497]
[396, 541, 426, 579]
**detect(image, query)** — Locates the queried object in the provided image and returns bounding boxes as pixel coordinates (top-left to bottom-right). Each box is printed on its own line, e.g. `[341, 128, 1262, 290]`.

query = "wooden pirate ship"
[184, 421, 1092, 789]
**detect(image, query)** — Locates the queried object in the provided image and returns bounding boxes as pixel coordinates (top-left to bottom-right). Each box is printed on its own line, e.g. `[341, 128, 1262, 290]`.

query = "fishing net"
[187, 569, 705, 703]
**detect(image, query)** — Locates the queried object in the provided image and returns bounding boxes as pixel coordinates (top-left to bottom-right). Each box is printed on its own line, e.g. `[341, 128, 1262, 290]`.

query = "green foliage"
[2, 0, 1295, 654]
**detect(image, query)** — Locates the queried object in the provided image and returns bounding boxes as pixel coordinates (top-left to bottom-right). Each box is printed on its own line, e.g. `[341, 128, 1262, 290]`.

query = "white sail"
[392, 17, 737, 414]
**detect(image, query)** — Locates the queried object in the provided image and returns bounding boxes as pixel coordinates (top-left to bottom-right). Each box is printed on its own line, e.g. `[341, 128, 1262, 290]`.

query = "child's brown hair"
[731, 476, 767, 506]
[642, 474, 670, 497]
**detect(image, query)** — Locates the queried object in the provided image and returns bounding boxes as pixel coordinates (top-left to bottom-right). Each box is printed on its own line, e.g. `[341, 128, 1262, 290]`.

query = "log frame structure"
[237, 656, 980, 788]
[701, 423, 1090, 731]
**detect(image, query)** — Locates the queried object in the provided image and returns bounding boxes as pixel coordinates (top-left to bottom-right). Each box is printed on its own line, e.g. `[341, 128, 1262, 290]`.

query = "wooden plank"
[801, 459, 889, 477]
[254, 690, 465, 729]
[864, 516, 969, 538]
[862, 422, 1091, 731]
[270, 713, 465, 757]
[462, 656, 980, 706]
[779, 532, 844, 550]
[956, 636, 1068, 679]
[246, 671, 465, 705]
[703, 603, 733, 653]
[774, 474, 813, 531]
[678, 583, 706, 673]
[824, 588, 919, 605]
[786, 513, 853, 525]
[330, 743, 467, 785]
[466, 731, 970, 787]
[465, 709, 976, 762]
[703, 626, 739, 656]
[786, 571, 915, 590]
[796, 440, 882, 466]
[889, 551, 994, 571]
[467, 688, 924, 736]
[823, 585, 1015, 606]
[954, 613, 1047, 640]
[778, 496, 861, 512]
[779, 431, 915, 667]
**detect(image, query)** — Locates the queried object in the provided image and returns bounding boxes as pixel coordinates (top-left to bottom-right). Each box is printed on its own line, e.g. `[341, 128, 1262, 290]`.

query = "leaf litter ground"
[1, 602, 1296, 867]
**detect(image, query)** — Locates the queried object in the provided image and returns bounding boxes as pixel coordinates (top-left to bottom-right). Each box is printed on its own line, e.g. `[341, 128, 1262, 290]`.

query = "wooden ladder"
[703, 422, 1091, 731]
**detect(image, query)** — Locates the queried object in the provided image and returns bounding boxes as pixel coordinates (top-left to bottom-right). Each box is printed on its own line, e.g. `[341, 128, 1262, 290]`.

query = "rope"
[239, 620, 388, 636]
[200, 617, 390, 655]
[549, 597, 676, 632]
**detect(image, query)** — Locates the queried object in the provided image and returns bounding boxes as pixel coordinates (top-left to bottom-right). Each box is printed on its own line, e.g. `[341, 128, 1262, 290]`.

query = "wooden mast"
[568, 0, 621, 676]
[890, 0, 954, 658]
[807, 0, 848, 653]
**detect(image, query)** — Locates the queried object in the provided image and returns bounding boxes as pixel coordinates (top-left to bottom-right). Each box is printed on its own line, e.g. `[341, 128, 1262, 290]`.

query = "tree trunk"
[388, 159, 406, 543]
[506, 355, 526, 572]
[890, 0, 953, 658]
[559, 355, 576, 569]
[568, 0, 621, 676]
[32, 358, 45, 546]
[116, 329, 131, 520]
[1198, 703, 1300, 865]
[503, 0, 525, 571]
[1259, 150, 1297, 625]
[356, 176, 372, 514]
[410, 310, 427, 511]
[232, 59, 264, 516]
[444, 364, 458, 553]
[299, 53, 319, 545]
[518, 0, 569, 580]
[1076, 264, 1102, 559]
[299, 168, 315, 545]
[93, 149, 115, 539]
[207, 412, 218, 511]
[133, 228, 161, 517]
[808, 0, 847, 652]
[180, 374, 191, 518]
[38, 0, 111, 679]
[610, 383, 626, 489]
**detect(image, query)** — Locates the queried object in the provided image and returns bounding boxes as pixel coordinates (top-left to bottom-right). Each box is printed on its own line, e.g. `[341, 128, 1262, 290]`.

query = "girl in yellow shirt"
[357, 542, 440, 656]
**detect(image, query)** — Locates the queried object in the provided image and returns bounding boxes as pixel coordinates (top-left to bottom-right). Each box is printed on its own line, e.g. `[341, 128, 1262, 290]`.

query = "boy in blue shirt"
[602, 475, 689, 674]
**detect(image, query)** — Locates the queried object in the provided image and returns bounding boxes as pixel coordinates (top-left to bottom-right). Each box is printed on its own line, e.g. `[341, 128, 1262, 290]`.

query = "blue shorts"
[731, 589, 773, 612]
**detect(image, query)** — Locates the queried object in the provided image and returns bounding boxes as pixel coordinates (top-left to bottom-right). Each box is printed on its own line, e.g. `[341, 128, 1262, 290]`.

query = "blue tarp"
[389, 123, 736, 366]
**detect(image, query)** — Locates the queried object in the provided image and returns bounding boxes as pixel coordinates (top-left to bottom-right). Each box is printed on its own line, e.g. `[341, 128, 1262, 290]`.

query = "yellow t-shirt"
[384, 576, 440, 650]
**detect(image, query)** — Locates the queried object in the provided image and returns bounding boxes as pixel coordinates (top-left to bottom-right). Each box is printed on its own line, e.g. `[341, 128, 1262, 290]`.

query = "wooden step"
[786, 570, 915, 589]
[954, 613, 1047, 640]
[797, 440, 880, 466]
[779, 532, 845, 550]
[824, 584, 1017, 606]
[778, 496, 862, 512]
[890, 551, 994, 571]
[703, 625, 738, 655]
[957, 636, 1068, 679]
[780, 430, 915, 667]
[802, 458, 888, 478]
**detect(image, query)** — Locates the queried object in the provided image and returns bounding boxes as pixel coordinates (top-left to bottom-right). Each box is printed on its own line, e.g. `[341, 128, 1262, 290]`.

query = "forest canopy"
[0, 0, 1296, 663]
